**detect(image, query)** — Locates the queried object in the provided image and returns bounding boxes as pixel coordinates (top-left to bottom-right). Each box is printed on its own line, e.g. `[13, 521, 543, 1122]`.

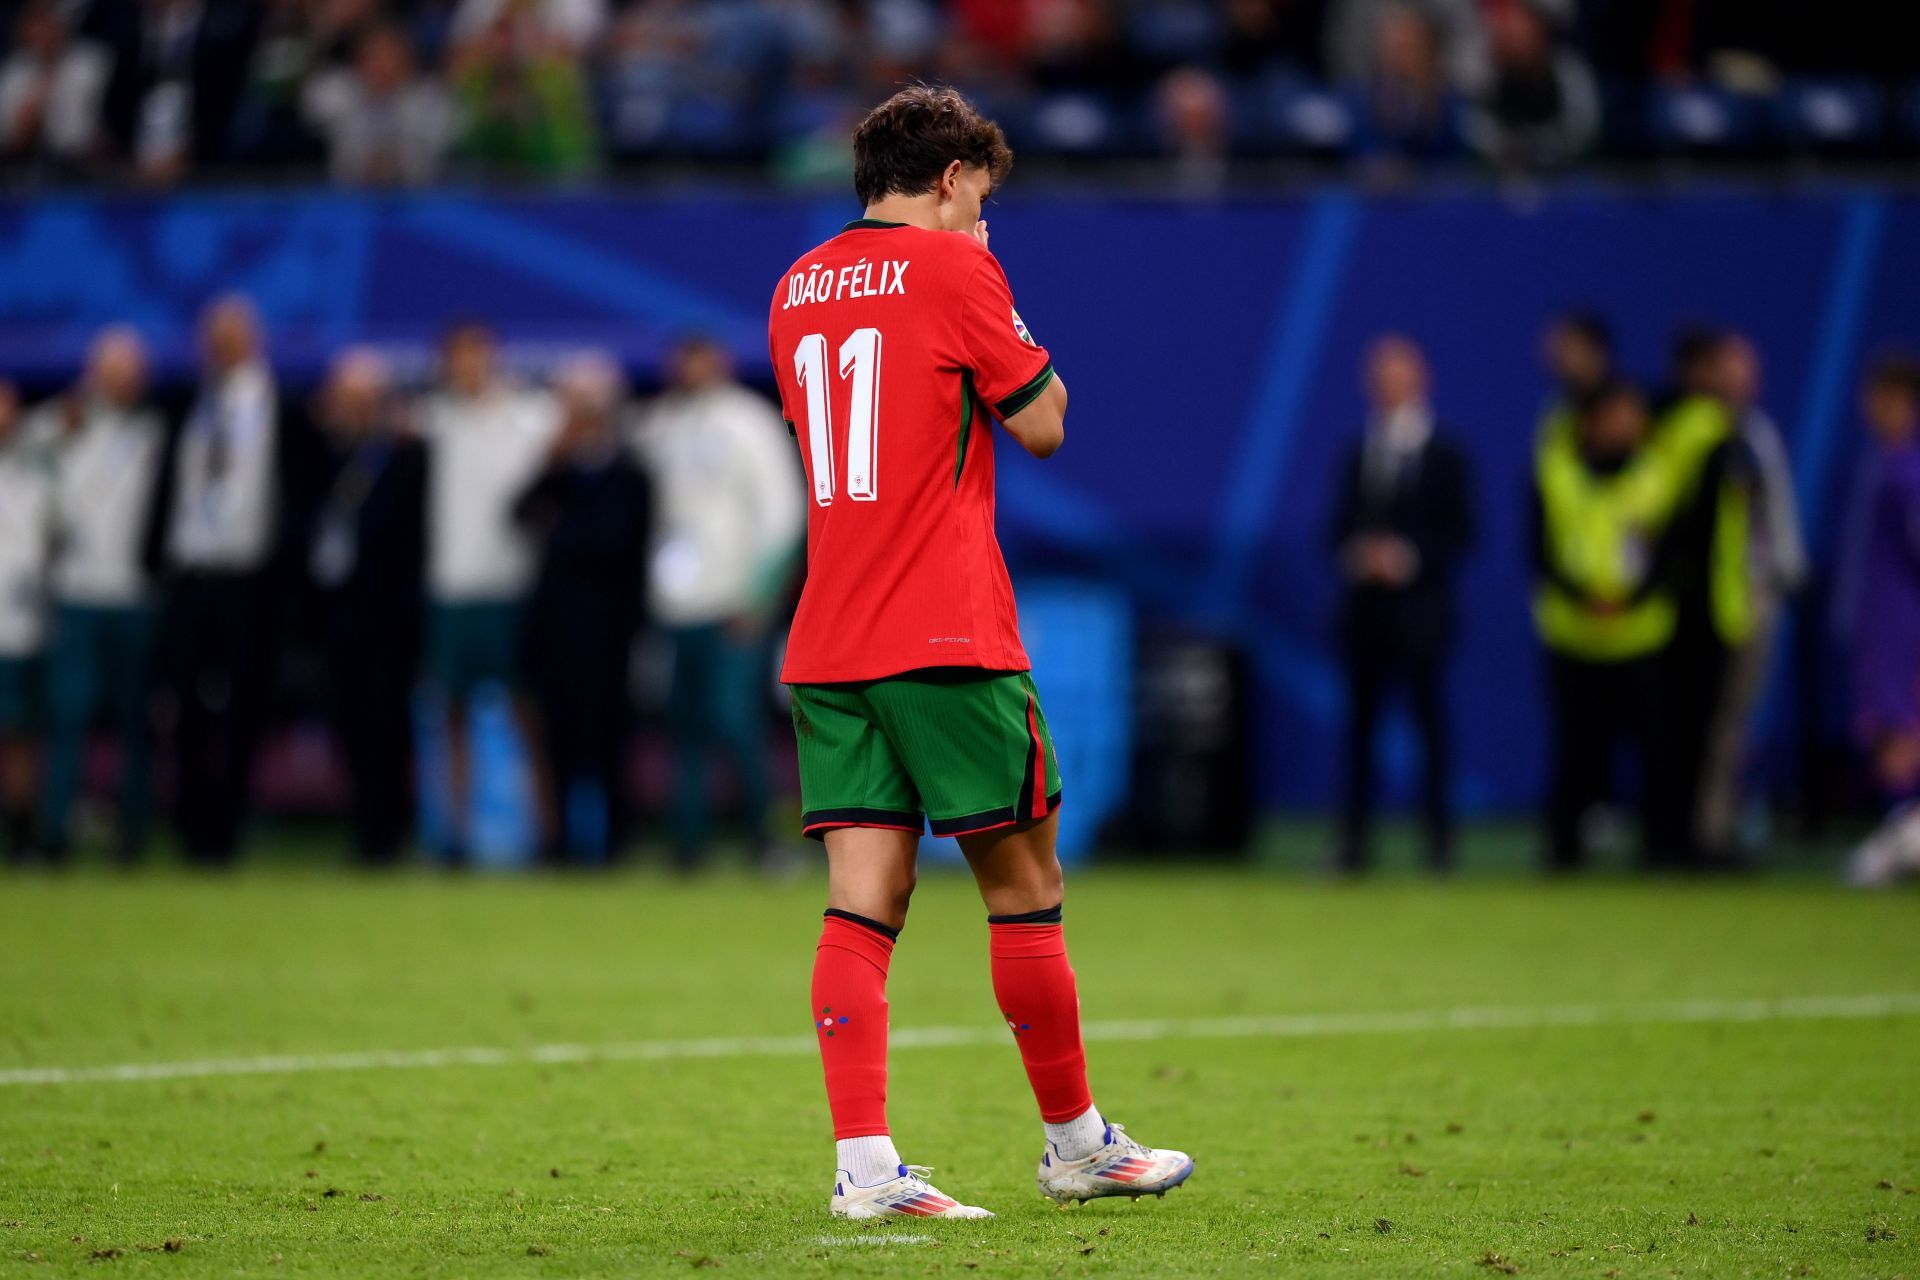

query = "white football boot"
[1037, 1121, 1194, 1203]
[830, 1164, 995, 1219]
[1846, 804, 1920, 887]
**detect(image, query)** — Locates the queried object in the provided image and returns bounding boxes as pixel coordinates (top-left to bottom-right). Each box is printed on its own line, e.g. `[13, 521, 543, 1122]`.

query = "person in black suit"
[1328, 335, 1475, 873]
[309, 348, 426, 867]
[513, 354, 652, 867]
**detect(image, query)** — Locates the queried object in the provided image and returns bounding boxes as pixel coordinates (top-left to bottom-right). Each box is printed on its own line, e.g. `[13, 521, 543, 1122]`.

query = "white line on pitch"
[3, 992, 1916, 1089]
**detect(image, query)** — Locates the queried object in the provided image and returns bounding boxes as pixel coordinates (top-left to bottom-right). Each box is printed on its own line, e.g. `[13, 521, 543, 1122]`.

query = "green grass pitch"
[1, 855, 1916, 1277]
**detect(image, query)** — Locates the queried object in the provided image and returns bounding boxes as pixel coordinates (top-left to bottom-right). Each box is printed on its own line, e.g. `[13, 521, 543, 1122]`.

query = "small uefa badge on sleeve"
[1011, 307, 1035, 345]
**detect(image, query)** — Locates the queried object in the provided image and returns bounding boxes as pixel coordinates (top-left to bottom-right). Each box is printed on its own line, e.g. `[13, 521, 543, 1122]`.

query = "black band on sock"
[823, 907, 901, 940]
[987, 904, 1063, 925]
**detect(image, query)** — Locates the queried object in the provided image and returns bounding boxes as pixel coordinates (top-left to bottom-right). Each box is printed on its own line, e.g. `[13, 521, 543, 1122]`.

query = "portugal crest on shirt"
[1011, 307, 1034, 345]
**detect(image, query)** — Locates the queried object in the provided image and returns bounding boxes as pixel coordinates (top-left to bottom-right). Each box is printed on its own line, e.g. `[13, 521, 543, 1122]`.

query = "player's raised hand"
[970, 219, 990, 251]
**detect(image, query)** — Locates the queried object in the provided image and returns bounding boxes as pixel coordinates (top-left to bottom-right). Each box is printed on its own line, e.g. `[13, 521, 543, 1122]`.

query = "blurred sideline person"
[633, 335, 803, 870]
[1540, 309, 1613, 424]
[1651, 328, 1742, 868]
[0, 382, 53, 863]
[1531, 379, 1688, 870]
[36, 327, 165, 865]
[1695, 334, 1807, 859]
[514, 353, 651, 867]
[1839, 353, 1920, 886]
[311, 348, 426, 867]
[1328, 335, 1474, 873]
[419, 321, 558, 863]
[159, 295, 281, 867]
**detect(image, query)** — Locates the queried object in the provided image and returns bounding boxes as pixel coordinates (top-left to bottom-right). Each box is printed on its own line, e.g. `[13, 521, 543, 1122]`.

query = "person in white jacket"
[418, 321, 559, 863]
[36, 327, 166, 864]
[633, 336, 803, 869]
[0, 381, 53, 863]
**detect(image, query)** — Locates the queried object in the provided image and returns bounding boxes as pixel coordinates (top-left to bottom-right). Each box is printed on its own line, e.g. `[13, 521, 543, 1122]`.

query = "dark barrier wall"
[2, 189, 1912, 812]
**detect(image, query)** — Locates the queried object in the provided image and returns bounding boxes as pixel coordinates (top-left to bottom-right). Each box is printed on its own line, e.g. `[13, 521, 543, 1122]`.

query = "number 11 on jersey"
[794, 328, 883, 506]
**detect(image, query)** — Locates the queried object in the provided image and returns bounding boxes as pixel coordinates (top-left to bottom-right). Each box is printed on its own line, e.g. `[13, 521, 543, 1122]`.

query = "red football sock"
[812, 910, 896, 1140]
[990, 912, 1093, 1123]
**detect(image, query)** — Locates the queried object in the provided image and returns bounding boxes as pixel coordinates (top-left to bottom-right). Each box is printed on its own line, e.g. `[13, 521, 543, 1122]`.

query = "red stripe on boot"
[989, 919, 1092, 1123]
[812, 915, 894, 1140]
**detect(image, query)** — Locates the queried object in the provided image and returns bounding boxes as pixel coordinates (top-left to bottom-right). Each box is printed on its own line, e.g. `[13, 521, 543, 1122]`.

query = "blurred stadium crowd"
[0, 302, 805, 870]
[4, 0, 1920, 191]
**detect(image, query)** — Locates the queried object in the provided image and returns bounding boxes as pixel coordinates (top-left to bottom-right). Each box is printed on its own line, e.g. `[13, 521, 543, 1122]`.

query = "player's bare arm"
[1002, 372, 1067, 458]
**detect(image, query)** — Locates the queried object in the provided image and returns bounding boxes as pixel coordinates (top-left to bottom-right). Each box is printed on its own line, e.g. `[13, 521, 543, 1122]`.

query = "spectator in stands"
[0, 0, 112, 181]
[1328, 335, 1474, 874]
[230, 0, 382, 170]
[311, 347, 426, 867]
[159, 295, 282, 866]
[1155, 65, 1229, 196]
[1695, 334, 1806, 860]
[419, 321, 558, 863]
[513, 353, 651, 867]
[1222, 0, 1325, 79]
[1531, 378, 1688, 870]
[1351, 2, 1459, 175]
[1027, 0, 1146, 95]
[452, 10, 597, 180]
[1326, 0, 1488, 96]
[1464, 0, 1598, 173]
[1839, 352, 1920, 886]
[0, 381, 53, 864]
[36, 328, 165, 866]
[453, 0, 608, 54]
[633, 335, 803, 872]
[304, 23, 454, 186]
[104, 0, 263, 184]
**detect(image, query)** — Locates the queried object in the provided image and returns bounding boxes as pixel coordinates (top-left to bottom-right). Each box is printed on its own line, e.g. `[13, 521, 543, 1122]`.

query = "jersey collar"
[841, 218, 909, 232]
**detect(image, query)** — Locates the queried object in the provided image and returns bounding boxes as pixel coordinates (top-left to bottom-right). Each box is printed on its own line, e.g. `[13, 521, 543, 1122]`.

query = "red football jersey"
[769, 219, 1056, 684]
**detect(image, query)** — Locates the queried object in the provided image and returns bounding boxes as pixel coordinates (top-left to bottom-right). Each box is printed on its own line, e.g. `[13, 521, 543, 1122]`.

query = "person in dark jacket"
[514, 353, 651, 867]
[152, 295, 284, 867]
[310, 348, 426, 867]
[1329, 335, 1475, 873]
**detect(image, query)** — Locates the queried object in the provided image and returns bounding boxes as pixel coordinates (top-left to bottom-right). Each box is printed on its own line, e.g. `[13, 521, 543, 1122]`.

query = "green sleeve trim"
[783, 418, 796, 438]
[954, 373, 978, 489]
[993, 362, 1056, 420]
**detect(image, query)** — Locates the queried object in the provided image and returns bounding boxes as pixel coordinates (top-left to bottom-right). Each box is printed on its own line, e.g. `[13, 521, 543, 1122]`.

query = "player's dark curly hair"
[852, 86, 1013, 208]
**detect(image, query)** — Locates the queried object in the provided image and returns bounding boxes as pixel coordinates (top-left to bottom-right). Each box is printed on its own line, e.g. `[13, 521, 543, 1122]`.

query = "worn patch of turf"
[1, 860, 1916, 1276]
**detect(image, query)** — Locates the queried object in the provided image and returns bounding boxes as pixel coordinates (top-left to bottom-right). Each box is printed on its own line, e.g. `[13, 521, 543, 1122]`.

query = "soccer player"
[767, 86, 1193, 1220]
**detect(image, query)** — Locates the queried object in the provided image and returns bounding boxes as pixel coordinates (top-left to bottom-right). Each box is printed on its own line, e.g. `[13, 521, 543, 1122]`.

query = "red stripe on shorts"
[1025, 695, 1047, 820]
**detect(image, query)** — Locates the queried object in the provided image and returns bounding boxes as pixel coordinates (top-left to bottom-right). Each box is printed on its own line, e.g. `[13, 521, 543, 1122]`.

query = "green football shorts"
[789, 668, 1063, 841]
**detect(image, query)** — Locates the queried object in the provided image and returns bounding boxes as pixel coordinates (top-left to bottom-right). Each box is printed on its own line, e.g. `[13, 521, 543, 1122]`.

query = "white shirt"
[453, 0, 607, 47]
[0, 40, 111, 159]
[633, 383, 804, 627]
[421, 385, 559, 602]
[38, 399, 164, 606]
[0, 433, 54, 656]
[168, 361, 278, 573]
[303, 68, 454, 186]
[1363, 402, 1434, 497]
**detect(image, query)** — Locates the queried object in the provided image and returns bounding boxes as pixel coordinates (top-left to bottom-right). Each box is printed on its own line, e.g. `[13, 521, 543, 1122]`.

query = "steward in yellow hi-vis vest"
[1530, 380, 1695, 872]
[1653, 352, 1757, 869]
